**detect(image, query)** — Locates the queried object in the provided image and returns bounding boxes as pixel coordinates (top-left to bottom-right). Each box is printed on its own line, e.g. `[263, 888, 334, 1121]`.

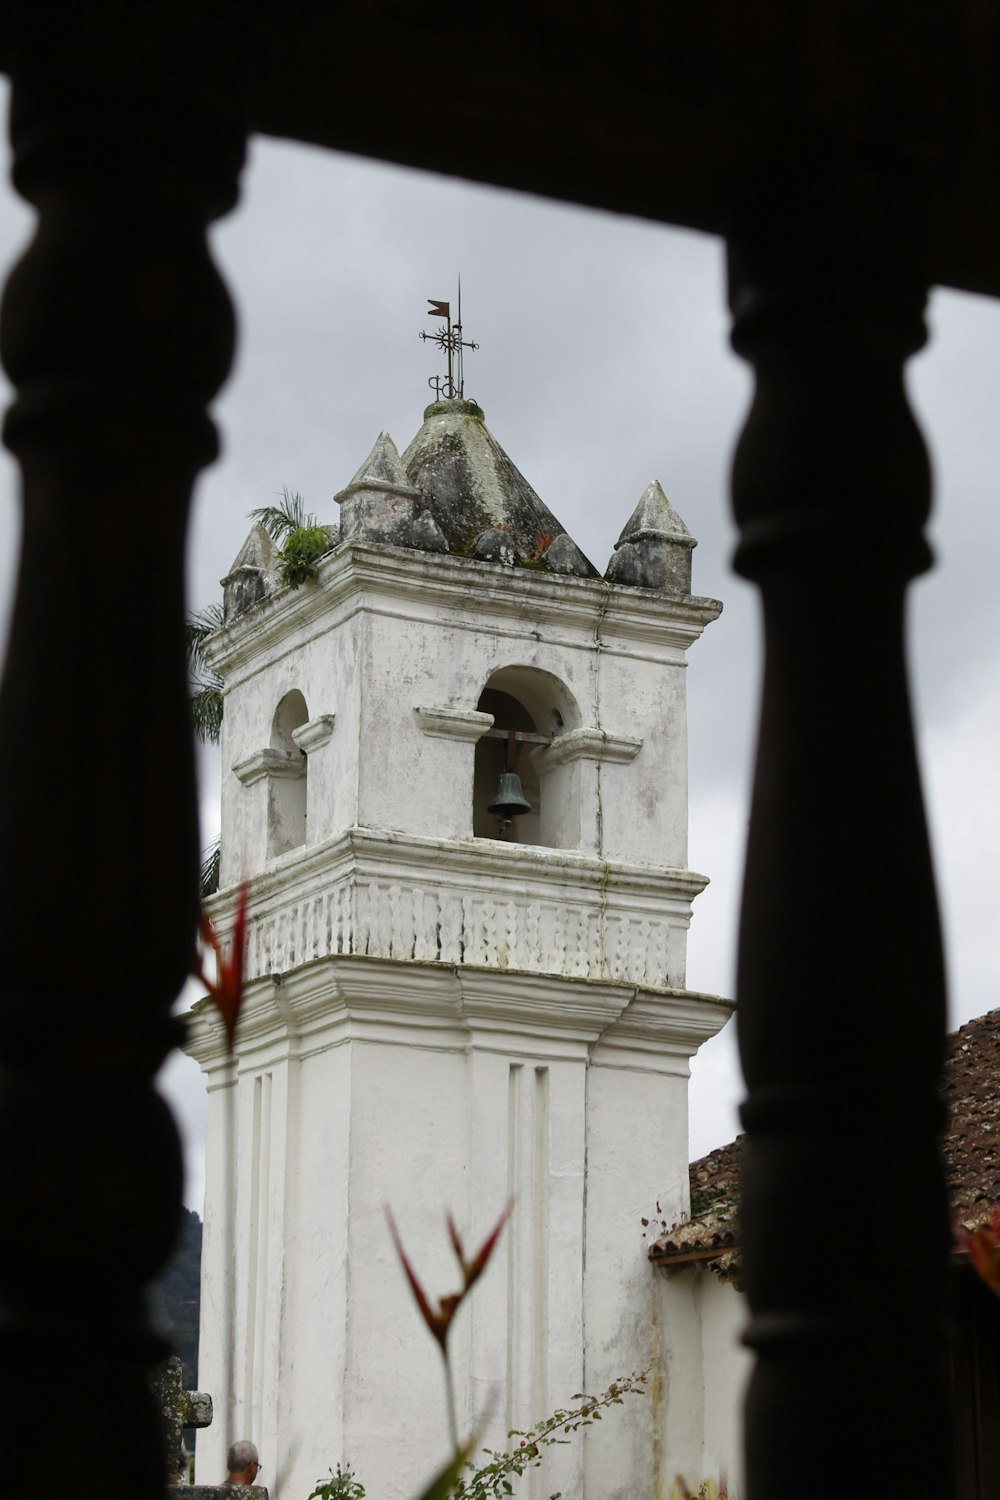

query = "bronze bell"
[487, 770, 533, 819]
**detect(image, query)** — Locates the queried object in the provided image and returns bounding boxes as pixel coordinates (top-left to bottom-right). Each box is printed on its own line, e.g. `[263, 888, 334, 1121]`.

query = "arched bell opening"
[268, 688, 308, 856]
[473, 667, 579, 845]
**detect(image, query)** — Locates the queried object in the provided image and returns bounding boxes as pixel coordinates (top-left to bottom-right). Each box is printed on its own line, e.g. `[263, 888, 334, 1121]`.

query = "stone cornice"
[184, 954, 732, 1073]
[204, 540, 722, 680]
[205, 826, 709, 915]
[590, 988, 735, 1074]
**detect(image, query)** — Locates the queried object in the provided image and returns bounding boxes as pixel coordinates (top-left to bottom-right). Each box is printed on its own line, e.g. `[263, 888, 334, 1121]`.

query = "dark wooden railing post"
[728, 163, 953, 1498]
[0, 10, 245, 1496]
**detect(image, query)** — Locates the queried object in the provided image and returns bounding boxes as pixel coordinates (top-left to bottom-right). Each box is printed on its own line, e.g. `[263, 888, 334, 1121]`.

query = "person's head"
[226, 1440, 261, 1485]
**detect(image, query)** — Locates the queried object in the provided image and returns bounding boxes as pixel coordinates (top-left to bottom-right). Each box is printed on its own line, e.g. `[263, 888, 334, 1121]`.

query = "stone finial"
[403, 509, 449, 552]
[543, 533, 591, 576]
[335, 431, 423, 545]
[221, 522, 280, 623]
[605, 480, 696, 593]
[473, 526, 516, 566]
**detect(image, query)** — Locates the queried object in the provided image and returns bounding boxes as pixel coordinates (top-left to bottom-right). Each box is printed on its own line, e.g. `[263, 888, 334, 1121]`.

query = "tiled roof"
[941, 1008, 1000, 1225]
[650, 1008, 1000, 1279]
[647, 1135, 746, 1280]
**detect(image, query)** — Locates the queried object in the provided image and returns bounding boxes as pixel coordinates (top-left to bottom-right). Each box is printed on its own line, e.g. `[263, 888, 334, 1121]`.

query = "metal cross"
[418, 278, 479, 399]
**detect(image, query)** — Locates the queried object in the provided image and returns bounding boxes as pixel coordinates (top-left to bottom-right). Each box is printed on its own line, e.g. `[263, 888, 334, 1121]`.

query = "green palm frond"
[250, 486, 316, 542]
[199, 838, 221, 900]
[186, 604, 225, 744]
[185, 601, 224, 668]
[190, 682, 224, 745]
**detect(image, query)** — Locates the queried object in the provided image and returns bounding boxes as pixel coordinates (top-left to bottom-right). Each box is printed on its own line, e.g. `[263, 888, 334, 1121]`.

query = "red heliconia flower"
[447, 1203, 512, 1294]
[387, 1202, 512, 1356]
[957, 1206, 1000, 1297]
[195, 880, 249, 1050]
[386, 1207, 453, 1353]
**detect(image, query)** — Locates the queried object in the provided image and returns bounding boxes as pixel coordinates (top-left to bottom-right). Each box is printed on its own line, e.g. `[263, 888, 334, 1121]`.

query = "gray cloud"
[0, 109, 996, 1199]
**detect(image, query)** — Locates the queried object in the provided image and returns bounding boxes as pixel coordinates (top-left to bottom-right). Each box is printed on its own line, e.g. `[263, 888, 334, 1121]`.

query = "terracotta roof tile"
[650, 1007, 1000, 1278]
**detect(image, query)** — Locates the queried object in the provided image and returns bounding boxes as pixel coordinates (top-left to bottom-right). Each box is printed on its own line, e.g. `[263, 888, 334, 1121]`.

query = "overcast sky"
[1, 92, 999, 1212]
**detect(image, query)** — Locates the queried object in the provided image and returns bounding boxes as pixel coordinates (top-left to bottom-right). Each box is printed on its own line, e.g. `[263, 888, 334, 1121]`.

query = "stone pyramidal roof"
[400, 398, 598, 575]
[220, 400, 708, 625]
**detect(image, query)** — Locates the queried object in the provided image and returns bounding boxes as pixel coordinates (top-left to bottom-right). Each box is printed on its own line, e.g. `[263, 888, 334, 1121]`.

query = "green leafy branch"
[307, 1464, 365, 1500]
[453, 1371, 648, 1500]
[309, 1373, 647, 1500]
[278, 523, 337, 589]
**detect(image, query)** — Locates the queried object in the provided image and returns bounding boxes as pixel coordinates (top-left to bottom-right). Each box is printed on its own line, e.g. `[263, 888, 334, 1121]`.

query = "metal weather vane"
[419, 279, 479, 399]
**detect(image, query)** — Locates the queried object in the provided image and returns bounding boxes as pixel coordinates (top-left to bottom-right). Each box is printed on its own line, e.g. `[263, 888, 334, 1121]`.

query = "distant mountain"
[151, 1206, 202, 1393]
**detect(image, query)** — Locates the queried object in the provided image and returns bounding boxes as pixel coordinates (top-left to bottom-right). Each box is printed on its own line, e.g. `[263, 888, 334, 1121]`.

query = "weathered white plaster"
[188, 958, 729, 1500]
[653, 1267, 751, 1497]
[190, 494, 728, 1499]
[207, 543, 720, 883]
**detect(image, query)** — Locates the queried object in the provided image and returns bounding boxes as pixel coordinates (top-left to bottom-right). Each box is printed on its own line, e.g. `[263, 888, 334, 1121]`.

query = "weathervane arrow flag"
[427, 299, 450, 319]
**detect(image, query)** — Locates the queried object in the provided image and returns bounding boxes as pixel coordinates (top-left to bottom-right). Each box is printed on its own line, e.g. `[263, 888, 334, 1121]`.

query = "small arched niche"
[268, 689, 308, 856]
[473, 667, 578, 846]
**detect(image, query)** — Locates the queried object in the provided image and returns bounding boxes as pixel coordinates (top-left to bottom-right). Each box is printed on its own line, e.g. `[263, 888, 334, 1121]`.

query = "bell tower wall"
[208, 542, 719, 872]
[192, 513, 728, 1500]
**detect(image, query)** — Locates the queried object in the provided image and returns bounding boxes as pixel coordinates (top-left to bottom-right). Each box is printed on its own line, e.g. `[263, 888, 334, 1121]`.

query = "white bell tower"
[187, 395, 730, 1500]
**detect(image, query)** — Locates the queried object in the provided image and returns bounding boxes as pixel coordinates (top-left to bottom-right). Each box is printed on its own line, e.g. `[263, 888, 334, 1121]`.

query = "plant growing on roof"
[250, 485, 316, 542]
[249, 485, 337, 585]
[279, 523, 337, 588]
[524, 531, 555, 562]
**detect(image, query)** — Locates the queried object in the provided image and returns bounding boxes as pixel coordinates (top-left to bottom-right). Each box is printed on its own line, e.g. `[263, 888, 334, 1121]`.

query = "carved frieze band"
[244, 878, 677, 989]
